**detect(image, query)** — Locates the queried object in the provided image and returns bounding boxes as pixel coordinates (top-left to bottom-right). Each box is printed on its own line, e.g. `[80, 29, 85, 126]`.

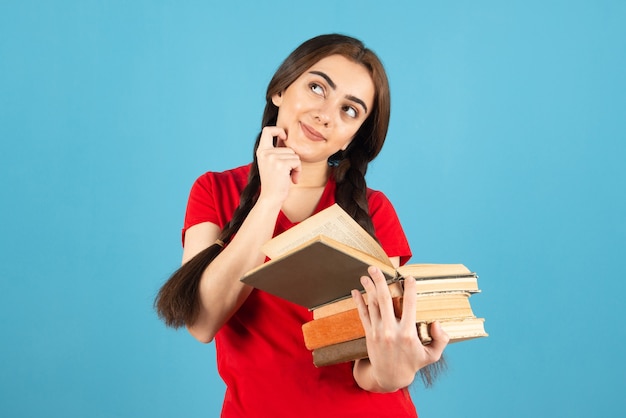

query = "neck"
[295, 160, 331, 188]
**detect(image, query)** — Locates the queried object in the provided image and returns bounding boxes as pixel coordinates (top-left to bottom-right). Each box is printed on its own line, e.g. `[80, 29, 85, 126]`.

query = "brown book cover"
[241, 236, 397, 310]
[312, 337, 368, 367]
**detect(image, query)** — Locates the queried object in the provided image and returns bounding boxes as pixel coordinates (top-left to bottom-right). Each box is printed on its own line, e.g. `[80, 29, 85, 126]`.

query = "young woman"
[155, 34, 449, 417]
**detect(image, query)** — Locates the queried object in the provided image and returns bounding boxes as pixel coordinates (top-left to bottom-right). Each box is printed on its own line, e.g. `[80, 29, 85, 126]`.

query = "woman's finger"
[424, 321, 450, 362]
[257, 126, 286, 150]
[352, 289, 372, 331]
[399, 276, 418, 329]
[360, 275, 382, 323]
[366, 266, 396, 325]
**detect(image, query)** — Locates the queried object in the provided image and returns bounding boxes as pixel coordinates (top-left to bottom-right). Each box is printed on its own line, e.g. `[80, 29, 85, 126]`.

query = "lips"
[300, 122, 326, 142]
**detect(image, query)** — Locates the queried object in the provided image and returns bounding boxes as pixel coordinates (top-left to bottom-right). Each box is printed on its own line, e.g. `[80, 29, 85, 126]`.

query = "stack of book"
[303, 264, 486, 366]
[241, 204, 487, 367]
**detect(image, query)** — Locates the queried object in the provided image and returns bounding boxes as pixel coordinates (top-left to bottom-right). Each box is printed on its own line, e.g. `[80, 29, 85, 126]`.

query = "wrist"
[255, 193, 285, 213]
[354, 358, 413, 393]
[370, 367, 414, 393]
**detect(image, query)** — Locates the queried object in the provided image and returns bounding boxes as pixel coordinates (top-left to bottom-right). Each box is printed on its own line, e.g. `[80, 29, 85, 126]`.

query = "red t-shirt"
[183, 164, 416, 418]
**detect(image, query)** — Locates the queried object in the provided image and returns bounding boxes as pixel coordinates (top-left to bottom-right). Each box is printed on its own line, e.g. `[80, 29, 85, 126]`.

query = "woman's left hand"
[352, 266, 449, 392]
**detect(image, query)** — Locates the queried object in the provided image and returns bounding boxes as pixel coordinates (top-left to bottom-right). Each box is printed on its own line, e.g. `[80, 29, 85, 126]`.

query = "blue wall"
[1, 1, 624, 417]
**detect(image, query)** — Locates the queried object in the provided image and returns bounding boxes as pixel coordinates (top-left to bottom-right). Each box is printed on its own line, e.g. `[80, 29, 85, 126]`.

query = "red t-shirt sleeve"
[181, 165, 251, 245]
[367, 190, 412, 266]
[184, 173, 219, 233]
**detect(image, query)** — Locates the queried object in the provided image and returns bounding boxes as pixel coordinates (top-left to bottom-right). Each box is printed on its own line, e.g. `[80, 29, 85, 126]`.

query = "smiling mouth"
[300, 122, 326, 142]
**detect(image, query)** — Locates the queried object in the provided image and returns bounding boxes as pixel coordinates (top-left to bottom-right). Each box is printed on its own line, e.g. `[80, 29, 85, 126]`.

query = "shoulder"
[366, 187, 398, 217]
[183, 163, 252, 234]
[365, 187, 403, 228]
[189, 164, 251, 203]
[194, 164, 251, 190]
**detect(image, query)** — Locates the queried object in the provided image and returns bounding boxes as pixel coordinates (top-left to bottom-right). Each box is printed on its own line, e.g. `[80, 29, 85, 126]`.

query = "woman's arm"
[352, 264, 450, 392]
[184, 126, 300, 343]
[184, 199, 282, 343]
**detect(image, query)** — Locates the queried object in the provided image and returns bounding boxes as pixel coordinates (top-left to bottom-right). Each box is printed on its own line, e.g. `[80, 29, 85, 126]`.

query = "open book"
[240, 204, 478, 310]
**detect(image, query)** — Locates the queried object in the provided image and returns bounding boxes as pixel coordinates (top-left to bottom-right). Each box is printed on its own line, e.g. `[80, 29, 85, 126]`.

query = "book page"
[396, 263, 473, 279]
[262, 204, 392, 265]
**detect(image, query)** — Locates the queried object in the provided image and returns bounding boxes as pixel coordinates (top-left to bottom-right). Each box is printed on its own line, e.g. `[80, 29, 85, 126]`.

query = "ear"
[271, 92, 283, 107]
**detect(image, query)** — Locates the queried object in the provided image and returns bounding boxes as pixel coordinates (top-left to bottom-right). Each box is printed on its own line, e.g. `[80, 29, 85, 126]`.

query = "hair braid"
[154, 152, 262, 328]
[333, 147, 377, 240]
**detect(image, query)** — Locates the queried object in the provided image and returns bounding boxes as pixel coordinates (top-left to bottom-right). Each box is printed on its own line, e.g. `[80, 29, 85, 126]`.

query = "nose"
[315, 109, 331, 127]
[313, 100, 332, 127]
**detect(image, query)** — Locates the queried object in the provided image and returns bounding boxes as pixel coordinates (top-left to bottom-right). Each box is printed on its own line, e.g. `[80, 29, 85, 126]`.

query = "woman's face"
[271, 54, 375, 164]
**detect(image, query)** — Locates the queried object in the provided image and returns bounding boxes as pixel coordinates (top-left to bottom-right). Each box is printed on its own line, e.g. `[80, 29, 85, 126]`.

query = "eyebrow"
[309, 70, 369, 114]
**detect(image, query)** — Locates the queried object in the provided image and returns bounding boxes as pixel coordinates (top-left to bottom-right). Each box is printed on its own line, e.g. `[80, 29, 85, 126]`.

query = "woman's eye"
[343, 106, 358, 118]
[310, 83, 324, 96]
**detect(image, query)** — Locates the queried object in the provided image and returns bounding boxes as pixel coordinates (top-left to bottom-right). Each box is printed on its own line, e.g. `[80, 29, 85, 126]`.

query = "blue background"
[1, 1, 625, 417]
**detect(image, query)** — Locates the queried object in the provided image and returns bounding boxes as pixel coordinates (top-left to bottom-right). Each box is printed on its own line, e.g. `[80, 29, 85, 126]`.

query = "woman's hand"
[352, 266, 450, 392]
[256, 126, 301, 206]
